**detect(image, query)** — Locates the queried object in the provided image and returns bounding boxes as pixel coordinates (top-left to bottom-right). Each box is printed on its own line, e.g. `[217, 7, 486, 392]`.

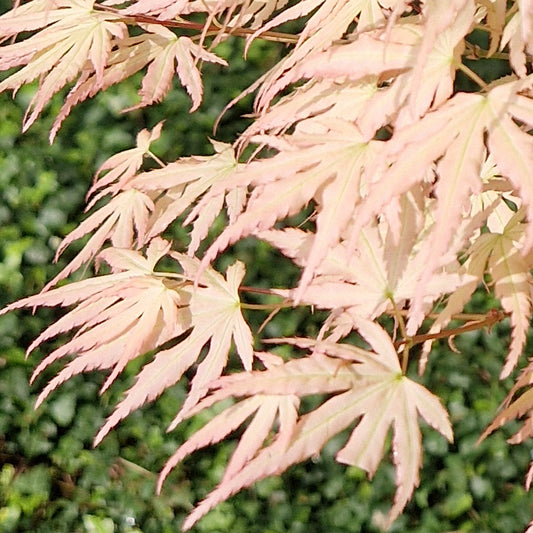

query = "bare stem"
[457, 62, 489, 91]
[393, 309, 506, 350]
[148, 150, 166, 168]
[94, 4, 300, 45]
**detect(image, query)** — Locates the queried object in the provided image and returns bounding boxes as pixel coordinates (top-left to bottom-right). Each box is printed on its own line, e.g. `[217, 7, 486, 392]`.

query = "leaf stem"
[148, 150, 167, 168]
[240, 285, 281, 295]
[240, 301, 293, 310]
[457, 62, 488, 90]
[388, 296, 410, 374]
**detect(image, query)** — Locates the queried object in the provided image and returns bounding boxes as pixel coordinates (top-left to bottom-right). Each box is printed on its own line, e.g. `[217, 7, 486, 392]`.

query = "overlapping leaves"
[157, 320, 452, 530]
[0, 0, 226, 139]
[0, 237, 253, 446]
[4, 0, 533, 531]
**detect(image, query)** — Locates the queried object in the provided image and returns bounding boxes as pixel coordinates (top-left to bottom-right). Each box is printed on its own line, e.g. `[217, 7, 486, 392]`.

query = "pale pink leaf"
[46, 190, 154, 289]
[94, 332, 205, 446]
[88, 121, 164, 199]
[158, 396, 266, 492]
[489, 234, 532, 378]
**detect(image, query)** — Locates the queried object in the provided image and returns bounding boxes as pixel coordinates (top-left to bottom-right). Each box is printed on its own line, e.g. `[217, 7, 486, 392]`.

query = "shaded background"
[1, 15, 533, 533]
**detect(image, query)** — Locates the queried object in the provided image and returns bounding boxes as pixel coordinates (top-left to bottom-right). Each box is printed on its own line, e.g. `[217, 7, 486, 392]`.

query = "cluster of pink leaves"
[3, 0, 533, 529]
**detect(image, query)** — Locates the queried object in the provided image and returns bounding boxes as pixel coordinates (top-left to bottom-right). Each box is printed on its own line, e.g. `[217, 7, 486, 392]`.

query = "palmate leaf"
[250, 0, 400, 112]
[255, 20, 417, 112]
[48, 27, 169, 141]
[488, 223, 532, 378]
[419, 203, 533, 378]
[157, 352, 300, 491]
[347, 76, 533, 331]
[46, 24, 224, 140]
[0, 0, 127, 132]
[131, 139, 239, 252]
[416, 175, 516, 370]
[45, 188, 154, 289]
[241, 77, 379, 141]
[199, 119, 380, 296]
[0, 0, 64, 39]
[87, 121, 164, 202]
[165, 320, 452, 531]
[0, 238, 185, 403]
[254, 0, 473, 116]
[0, 0, 228, 139]
[256, 188, 469, 335]
[93, 255, 253, 445]
[1, 236, 254, 446]
[126, 25, 227, 113]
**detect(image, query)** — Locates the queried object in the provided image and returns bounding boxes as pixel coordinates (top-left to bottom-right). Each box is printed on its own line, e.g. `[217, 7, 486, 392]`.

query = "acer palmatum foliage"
[3, 0, 533, 529]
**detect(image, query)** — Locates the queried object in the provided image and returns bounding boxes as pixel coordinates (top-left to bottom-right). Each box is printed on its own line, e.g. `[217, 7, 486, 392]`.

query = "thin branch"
[393, 309, 507, 350]
[464, 42, 533, 63]
[94, 4, 300, 45]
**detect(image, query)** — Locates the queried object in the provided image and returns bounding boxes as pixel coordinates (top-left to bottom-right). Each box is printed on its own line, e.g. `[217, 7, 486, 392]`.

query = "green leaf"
[82, 514, 115, 533]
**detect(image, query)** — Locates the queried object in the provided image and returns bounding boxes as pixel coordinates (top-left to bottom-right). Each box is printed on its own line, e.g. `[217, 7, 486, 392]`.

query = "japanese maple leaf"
[254, 19, 417, 112]
[0, 0, 127, 132]
[249, 0, 395, 111]
[0, 0, 64, 40]
[125, 25, 227, 113]
[1, 237, 254, 446]
[48, 24, 226, 140]
[413, 158, 514, 371]
[256, 190, 468, 331]
[48, 27, 168, 141]
[468, 210, 531, 378]
[501, 5, 533, 78]
[402, 0, 473, 119]
[0, 238, 189, 407]
[489, 228, 532, 378]
[93, 255, 254, 445]
[199, 119, 380, 298]
[45, 188, 154, 289]
[241, 77, 379, 142]
[157, 352, 300, 493]
[49, 121, 165, 282]
[348, 76, 533, 331]
[131, 139, 240, 252]
[86, 121, 164, 204]
[252, 0, 473, 118]
[170, 319, 452, 531]
[256, 0, 473, 125]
